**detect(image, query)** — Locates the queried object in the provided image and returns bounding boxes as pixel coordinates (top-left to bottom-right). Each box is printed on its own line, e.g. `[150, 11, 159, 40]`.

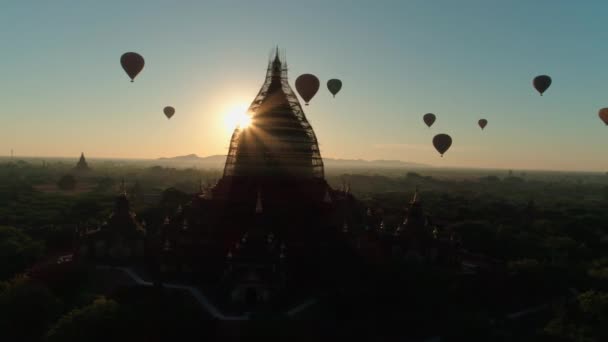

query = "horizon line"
[0, 154, 606, 174]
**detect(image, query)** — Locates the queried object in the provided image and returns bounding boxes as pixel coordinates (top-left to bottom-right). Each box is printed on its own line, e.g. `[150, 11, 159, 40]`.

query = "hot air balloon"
[478, 119, 488, 130]
[120, 52, 145, 82]
[599, 108, 608, 125]
[433, 134, 452, 157]
[533, 75, 552, 96]
[163, 106, 175, 119]
[295, 74, 320, 105]
[423, 113, 436, 128]
[327, 79, 342, 98]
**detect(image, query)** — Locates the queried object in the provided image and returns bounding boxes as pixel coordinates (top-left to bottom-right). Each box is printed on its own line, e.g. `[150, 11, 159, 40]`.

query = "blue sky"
[1, 1, 607, 171]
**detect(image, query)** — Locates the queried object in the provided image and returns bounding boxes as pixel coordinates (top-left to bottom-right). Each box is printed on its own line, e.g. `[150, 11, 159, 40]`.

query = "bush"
[0, 276, 62, 341]
[0, 226, 45, 280]
[46, 297, 125, 342]
[545, 290, 608, 342]
[57, 175, 76, 191]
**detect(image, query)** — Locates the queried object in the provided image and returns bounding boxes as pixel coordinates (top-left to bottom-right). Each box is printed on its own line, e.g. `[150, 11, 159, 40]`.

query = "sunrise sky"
[1, 1, 608, 171]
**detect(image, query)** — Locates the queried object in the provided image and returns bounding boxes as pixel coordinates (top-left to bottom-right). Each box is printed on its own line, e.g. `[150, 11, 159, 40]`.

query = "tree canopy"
[0, 226, 44, 280]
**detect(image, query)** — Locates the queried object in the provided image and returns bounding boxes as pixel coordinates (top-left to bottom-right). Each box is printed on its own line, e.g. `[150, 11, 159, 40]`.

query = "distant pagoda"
[74, 152, 90, 171]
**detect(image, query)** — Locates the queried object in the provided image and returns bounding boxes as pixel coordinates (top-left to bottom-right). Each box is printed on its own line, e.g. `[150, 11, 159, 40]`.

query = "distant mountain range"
[155, 154, 428, 169]
[157, 154, 223, 163]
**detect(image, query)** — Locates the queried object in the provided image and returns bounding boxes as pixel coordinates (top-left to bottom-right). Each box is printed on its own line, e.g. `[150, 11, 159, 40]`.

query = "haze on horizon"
[1, 1, 607, 172]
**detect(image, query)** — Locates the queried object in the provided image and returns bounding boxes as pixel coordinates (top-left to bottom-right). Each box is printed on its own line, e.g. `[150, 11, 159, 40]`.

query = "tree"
[128, 180, 144, 203]
[480, 175, 500, 182]
[70, 199, 102, 223]
[589, 258, 608, 281]
[0, 226, 45, 280]
[406, 172, 422, 179]
[47, 289, 211, 342]
[57, 175, 76, 191]
[45, 297, 126, 342]
[545, 290, 608, 342]
[94, 177, 115, 192]
[0, 276, 62, 342]
[159, 187, 190, 213]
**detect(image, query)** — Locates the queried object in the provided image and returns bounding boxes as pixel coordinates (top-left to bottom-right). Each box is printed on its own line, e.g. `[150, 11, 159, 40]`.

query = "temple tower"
[74, 152, 90, 171]
[214, 49, 329, 206]
[224, 48, 323, 179]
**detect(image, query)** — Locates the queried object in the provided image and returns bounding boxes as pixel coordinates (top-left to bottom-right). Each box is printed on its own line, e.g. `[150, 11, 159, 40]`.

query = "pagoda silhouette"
[155, 49, 348, 310]
[71, 49, 466, 318]
[76, 180, 146, 263]
[208, 48, 336, 242]
[74, 152, 90, 171]
[214, 48, 327, 205]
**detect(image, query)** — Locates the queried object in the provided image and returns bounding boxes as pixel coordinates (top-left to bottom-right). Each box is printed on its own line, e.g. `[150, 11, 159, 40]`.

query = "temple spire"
[403, 187, 424, 228]
[120, 177, 126, 195]
[75, 152, 90, 171]
[221, 49, 325, 180]
[113, 178, 131, 217]
[255, 188, 263, 214]
[342, 220, 349, 233]
[271, 45, 282, 76]
[323, 188, 332, 204]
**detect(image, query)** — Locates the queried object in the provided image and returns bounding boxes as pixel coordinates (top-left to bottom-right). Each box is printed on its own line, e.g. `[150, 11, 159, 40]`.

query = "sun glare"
[223, 103, 252, 132]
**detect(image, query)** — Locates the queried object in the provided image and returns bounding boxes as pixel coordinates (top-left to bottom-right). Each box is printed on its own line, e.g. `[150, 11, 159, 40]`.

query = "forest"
[0, 158, 607, 341]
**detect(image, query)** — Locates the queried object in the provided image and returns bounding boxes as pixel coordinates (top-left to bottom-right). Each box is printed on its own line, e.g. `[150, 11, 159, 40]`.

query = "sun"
[223, 102, 252, 132]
